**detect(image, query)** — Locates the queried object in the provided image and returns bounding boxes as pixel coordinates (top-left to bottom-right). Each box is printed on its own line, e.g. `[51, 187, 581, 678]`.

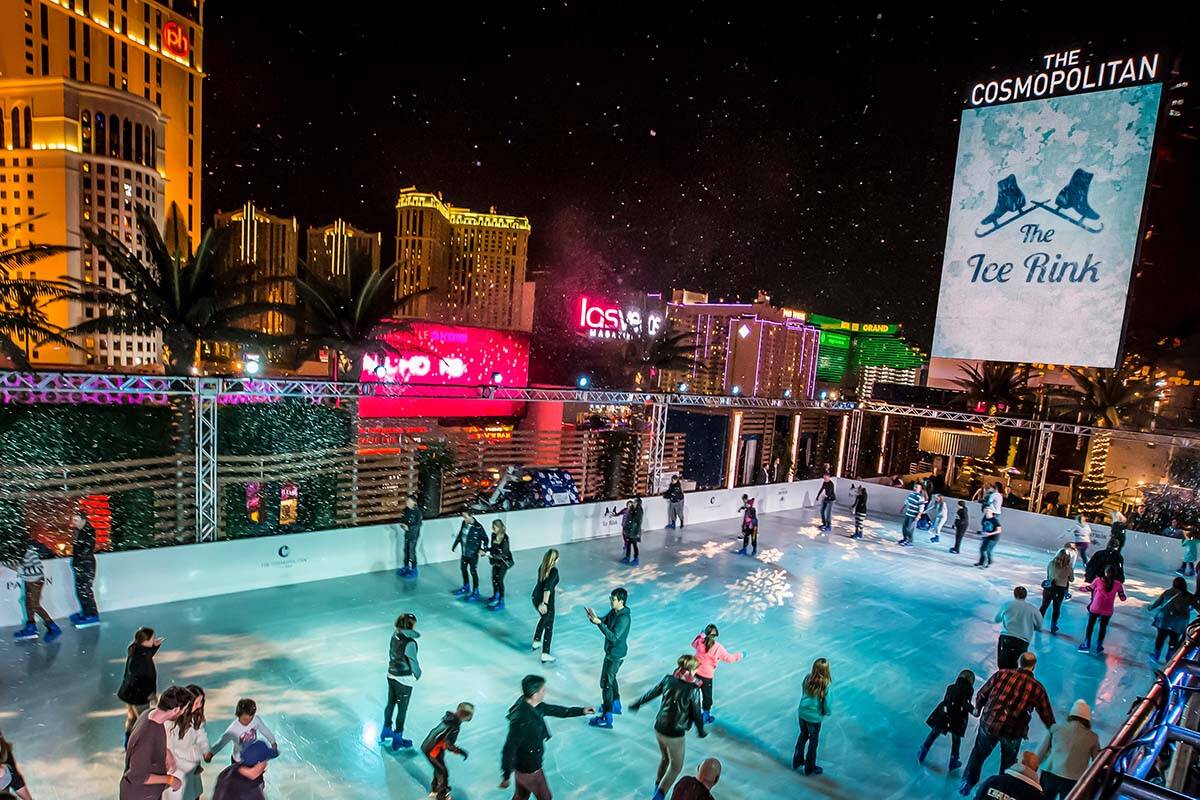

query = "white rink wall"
[0, 479, 827, 626]
[835, 478, 1183, 575]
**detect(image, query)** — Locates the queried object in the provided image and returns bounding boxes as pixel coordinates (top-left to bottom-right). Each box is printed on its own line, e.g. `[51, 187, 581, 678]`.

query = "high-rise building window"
[69, 56, 77, 79]
[143, 54, 149, 84]
[81, 110, 91, 153]
[40, 44, 48, 75]
[39, 4, 47, 37]
[95, 113, 105, 153]
[108, 114, 120, 157]
[83, 25, 90, 57]
[134, 123, 142, 163]
[22, 108, 31, 149]
[69, 19, 76, 50]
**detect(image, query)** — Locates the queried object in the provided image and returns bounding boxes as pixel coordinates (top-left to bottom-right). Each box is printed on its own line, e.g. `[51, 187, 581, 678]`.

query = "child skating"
[1077, 565, 1127, 655]
[420, 702, 473, 800]
[208, 698, 278, 764]
[689, 624, 745, 724]
[918, 669, 975, 771]
[4, 532, 60, 643]
[793, 658, 832, 776]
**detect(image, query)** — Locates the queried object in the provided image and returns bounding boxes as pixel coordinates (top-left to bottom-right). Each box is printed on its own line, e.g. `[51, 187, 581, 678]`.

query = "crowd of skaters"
[2, 474, 1199, 800]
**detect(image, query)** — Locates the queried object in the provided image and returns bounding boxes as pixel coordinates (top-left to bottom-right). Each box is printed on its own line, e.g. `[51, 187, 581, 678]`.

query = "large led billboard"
[932, 57, 1161, 367]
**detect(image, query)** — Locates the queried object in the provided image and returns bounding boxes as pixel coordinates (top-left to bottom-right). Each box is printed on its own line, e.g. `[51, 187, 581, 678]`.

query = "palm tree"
[950, 361, 1030, 459]
[1, 242, 79, 370]
[619, 324, 698, 390]
[63, 205, 288, 375]
[291, 258, 428, 382]
[1056, 366, 1158, 518]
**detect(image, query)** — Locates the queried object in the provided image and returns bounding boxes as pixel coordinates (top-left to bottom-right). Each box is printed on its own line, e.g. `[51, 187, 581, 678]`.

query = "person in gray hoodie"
[995, 586, 1043, 669]
[381, 613, 421, 750]
[1035, 700, 1100, 800]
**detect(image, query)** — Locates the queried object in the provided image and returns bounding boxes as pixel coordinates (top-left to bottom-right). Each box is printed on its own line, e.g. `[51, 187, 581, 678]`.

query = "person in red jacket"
[420, 703, 473, 800]
[689, 624, 745, 724]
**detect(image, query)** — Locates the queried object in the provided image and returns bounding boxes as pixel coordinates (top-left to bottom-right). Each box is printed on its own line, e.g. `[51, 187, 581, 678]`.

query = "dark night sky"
[201, 5, 1196, 350]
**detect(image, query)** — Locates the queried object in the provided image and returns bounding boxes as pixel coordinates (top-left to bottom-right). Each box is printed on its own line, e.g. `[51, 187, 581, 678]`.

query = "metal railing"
[1067, 619, 1200, 799]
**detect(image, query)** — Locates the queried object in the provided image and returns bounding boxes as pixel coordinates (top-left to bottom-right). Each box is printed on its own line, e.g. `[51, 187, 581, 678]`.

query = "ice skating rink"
[1, 505, 1174, 799]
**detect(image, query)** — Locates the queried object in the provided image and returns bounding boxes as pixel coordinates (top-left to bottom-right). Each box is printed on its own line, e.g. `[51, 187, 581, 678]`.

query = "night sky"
[202, 5, 1196, 351]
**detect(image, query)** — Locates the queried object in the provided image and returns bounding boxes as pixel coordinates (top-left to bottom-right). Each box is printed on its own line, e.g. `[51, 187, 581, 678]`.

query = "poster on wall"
[932, 58, 1161, 368]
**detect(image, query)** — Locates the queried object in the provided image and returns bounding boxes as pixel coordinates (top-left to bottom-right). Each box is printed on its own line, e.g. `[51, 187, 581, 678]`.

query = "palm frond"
[0, 244, 77, 275]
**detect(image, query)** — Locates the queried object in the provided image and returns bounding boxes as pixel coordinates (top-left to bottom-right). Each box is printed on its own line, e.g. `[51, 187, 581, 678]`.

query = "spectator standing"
[664, 476, 686, 530]
[68, 508, 100, 628]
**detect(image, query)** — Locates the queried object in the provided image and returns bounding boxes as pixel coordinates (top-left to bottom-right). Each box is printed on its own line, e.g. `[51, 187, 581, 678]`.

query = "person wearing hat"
[212, 739, 277, 800]
[1035, 700, 1100, 800]
[971, 750, 1044, 800]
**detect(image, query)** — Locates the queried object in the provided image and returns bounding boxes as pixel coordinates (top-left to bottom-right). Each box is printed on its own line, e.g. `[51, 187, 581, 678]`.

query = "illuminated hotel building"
[213, 201, 298, 337]
[307, 218, 381, 288]
[0, 0, 203, 367]
[394, 187, 534, 331]
[809, 314, 926, 399]
[660, 290, 821, 399]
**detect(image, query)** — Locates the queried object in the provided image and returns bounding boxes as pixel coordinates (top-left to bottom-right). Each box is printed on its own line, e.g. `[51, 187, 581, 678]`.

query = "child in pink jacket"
[690, 624, 746, 723]
[1077, 564, 1127, 655]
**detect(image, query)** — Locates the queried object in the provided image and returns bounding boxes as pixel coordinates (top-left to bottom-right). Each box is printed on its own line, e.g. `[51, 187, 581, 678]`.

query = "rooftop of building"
[395, 187, 531, 231]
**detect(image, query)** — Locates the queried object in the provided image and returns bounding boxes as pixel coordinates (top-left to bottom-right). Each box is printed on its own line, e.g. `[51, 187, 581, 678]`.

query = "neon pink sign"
[575, 296, 662, 340]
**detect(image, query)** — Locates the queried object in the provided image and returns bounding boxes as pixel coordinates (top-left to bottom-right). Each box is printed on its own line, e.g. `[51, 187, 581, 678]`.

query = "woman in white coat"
[165, 684, 212, 800]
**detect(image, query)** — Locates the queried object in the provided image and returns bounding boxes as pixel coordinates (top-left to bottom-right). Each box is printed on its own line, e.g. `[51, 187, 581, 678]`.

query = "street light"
[244, 355, 262, 376]
[491, 371, 504, 385]
[576, 375, 591, 389]
[677, 381, 689, 393]
[731, 385, 742, 396]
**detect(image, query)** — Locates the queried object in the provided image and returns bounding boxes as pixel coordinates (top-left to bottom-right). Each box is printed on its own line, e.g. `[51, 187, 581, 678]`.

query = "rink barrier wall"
[835, 479, 1183, 575]
[0, 480, 827, 625]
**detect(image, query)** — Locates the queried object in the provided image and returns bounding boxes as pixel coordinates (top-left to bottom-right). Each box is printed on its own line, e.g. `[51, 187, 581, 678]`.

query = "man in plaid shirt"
[959, 652, 1055, 796]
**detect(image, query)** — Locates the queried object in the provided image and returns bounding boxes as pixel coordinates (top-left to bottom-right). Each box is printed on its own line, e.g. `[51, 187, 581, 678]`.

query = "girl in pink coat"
[1077, 564, 1127, 655]
[690, 624, 745, 723]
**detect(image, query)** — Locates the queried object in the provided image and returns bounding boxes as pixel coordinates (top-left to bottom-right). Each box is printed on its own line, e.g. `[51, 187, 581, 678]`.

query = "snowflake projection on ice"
[719, 567, 794, 624]
[555, 562, 667, 610]
[676, 538, 739, 566]
[648, 573, 706, 603]
[755, 547, 784, 564]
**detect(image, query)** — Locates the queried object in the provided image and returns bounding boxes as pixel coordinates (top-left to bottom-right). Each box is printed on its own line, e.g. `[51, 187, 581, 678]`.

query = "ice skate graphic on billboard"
[932, 83, 1161, 367]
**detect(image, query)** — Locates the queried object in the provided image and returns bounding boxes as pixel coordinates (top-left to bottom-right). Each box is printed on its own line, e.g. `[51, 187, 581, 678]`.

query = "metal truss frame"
[647, 400, 669, 494]
[194, 379, 220, 543]
[1029, 429, 1053, 512]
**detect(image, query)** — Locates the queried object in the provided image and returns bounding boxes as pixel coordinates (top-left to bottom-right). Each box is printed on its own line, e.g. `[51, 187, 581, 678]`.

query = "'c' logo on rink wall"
[277, 546, 290, 558]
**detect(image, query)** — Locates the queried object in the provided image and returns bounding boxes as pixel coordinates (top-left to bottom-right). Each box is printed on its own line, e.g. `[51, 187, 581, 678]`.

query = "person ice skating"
[69, 508, 100, 628]
[736, 496, 759, 555]
[690, 624, 745, 723]
[1039, 549, 1074, 634]
[211, 739, 277, 800]
[586, 587, 631, 729]
[208, 699, 277, 764]
[663, 475, 686, 529]
[928, 493, 948, 544]
[958, 652, 1055, 797]
[630, 654, 708, 800]
[1069, 516, 1092, 565]
[918, 669, 975, 771]
[421, 702, 474, 800]
[1107, 511, 1127, 553]
[118, 627, 164, 747]
[995, 587, 1042, 670]
[499, 675, 593, 800]
[669, 758, 721, 800]
[531, 550, 560, 664]
[451, 511, 489, 601]
[398, 495, 423, 578]
[381, 613, 421, 750]
[985, 482, 1005, 519]
[120, 685, 193, 800]
[4, 532, 60, 643]
[488, 520, 515, 610]
[1077, 565, 1126, 655]
[971, 750, 1043, 800]
[852, 484, 867, 539]
[0, 731, 32, 800]
[164, 684, 212, 800]
[1035, 700, 1100, 800]
[617, 499, 644, 565]
[975, 509, 1002, 568]
[1178, 529, 1197, 577]
[1148, 577, 1200, 662]
[1083, 537, 1124, 584]
[815, 471, 835, 532]
[899, 483, 924, 546]
[793, 657, 832, 775]
[950, 500, 969, 553]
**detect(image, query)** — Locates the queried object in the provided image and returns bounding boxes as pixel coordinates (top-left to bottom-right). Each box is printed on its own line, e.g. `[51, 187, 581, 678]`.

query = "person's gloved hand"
[459, 748, 469, 760]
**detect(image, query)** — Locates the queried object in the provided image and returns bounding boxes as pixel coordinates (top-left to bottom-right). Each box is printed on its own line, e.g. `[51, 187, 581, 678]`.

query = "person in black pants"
[487, 520, 514, 611]
[586, 587, 631, 729]
[451, 511, 489, 602]
[950, 500, 969, 554]
[397, 495, 423, 578]
[69, 508, 100, 627]
[382, 612, 421, 750]
[420, 703, 472, 800]
[532, 550, 560, 664]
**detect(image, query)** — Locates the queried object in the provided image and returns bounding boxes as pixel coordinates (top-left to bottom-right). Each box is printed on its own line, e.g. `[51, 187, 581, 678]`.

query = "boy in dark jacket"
[918, 669, 975, 771]
[500, 675, 592, 798]
[736, 496, 759, 555]
[451, 511, 489, 601]
[586, 587, 631, 728]
[397, 495, 423, 578]
[951, 501, 969, 554]
[421, 703, 473, 800]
